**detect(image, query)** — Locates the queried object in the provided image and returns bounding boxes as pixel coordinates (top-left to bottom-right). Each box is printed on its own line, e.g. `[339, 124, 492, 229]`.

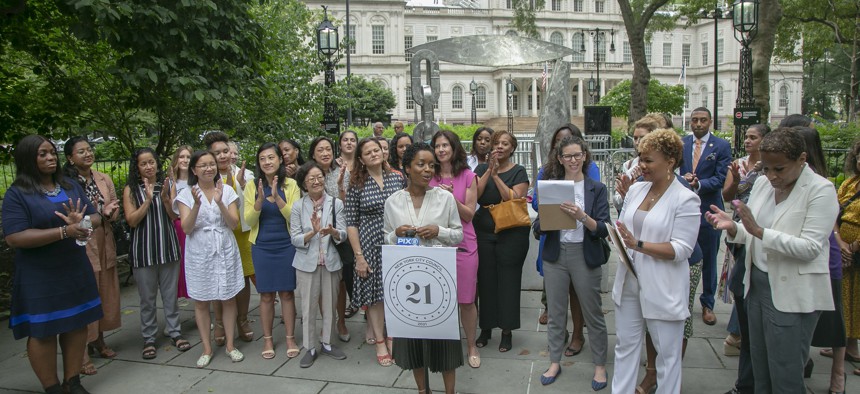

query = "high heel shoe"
[237, 315, 254, 342]
[829, 372, 846, 394]
[476, 329, 491, 348]
[804, 358, 814, 379]
[499, 331, 513, 353]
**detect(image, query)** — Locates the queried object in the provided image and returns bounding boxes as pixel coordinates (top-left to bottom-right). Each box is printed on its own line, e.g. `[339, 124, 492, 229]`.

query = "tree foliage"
[332, 76, 397, 126]
[600, 79, 686, 119]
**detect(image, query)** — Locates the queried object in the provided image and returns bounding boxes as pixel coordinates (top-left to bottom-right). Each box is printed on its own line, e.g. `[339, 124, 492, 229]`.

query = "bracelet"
[578, 214, 588, 223]
[61, 225, 68, 240]
[355, 252, 363, 257]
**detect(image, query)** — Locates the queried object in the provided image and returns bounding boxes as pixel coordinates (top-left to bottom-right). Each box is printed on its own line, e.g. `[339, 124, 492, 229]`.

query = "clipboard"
[606, 222, 636, 278]
[536, 180, 579, 230]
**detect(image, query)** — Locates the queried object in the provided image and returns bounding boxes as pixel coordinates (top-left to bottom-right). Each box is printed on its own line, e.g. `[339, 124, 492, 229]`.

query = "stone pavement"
[0, 236, 851, 394]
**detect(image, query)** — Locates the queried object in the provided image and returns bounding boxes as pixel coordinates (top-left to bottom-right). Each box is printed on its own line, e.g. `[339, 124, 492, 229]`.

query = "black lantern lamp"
[470, 78, 478, 125]
[731, 0, 759, 155]
[317, 5, 340, 135]
[316, 6, 339, 61]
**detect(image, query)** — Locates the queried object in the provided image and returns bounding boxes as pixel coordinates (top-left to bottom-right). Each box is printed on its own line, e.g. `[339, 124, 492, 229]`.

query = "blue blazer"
[534, 177, 610, 268]
[680, 133, 732, 226]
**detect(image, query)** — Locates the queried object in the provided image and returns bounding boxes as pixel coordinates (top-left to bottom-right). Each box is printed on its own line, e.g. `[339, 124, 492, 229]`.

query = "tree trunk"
[627, 28, 650, 129]
[750, 0, 782, 122]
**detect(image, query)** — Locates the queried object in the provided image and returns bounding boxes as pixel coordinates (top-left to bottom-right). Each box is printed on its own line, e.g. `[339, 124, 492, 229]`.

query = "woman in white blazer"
[707, 129, 838, 393]
[290, 162, 349, 368]
[611, 130, 701, 394]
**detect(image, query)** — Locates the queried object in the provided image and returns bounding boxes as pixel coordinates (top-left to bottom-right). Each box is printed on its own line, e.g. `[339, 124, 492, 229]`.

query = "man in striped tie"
[680, 107, 732, 326]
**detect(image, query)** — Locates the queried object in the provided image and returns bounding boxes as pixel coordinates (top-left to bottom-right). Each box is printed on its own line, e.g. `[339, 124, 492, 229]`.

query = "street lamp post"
[506, 76, 514, 133]
[587, 72, 597, 103]
[470, 79, 478, 125]
[581, 28, 615, 104]
[702, 5, 731, 131]
[317, 6, 339, 135]
[732, 0, 759, 156]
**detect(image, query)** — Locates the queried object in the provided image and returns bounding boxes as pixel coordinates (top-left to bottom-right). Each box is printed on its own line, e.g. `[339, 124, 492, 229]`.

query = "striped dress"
[129, 182, 180, 268]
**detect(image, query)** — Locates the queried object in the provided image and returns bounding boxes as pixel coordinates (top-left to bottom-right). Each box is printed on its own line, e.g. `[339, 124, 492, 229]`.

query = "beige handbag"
[485, 189, 531, 233]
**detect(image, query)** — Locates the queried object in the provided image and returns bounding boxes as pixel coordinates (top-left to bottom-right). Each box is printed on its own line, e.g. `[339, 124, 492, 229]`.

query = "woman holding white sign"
[384, 142, 464, 394]
[533, 136, 610, 389]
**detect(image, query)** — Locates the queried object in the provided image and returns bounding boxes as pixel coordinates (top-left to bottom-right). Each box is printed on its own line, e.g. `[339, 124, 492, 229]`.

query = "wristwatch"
[636, 240, 644, 250]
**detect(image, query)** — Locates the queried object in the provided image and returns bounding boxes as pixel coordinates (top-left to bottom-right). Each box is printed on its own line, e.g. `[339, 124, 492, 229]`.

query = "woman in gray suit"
[290, 162, 349, 368]
[707, 128, 838, 393]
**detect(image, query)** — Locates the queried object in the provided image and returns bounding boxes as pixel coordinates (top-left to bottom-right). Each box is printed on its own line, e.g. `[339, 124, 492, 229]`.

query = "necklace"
[42, 183, 61, 196]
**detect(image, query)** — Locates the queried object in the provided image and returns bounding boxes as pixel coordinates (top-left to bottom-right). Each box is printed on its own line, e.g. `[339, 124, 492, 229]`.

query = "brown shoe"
[702, 307, 717, 326]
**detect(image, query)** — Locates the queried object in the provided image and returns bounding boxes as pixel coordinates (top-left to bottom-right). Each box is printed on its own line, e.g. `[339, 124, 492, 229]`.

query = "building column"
[498, 78, 504, 118]
[531, 78, 538, 117]
[577, 78, 584, 115]
[600, 79, 606, 100]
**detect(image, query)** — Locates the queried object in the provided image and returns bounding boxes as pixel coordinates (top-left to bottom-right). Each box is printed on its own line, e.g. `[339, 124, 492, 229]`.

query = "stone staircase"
[481, 116, 627, 134]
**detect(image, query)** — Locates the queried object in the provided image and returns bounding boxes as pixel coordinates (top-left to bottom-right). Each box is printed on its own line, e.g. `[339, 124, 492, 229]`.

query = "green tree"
[333, 76, 396, 126]
[599, 79, 686, 119]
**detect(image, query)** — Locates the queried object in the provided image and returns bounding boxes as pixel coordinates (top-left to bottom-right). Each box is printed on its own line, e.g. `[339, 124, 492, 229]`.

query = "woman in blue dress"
[2, 135, 103, 394]
[243, 142, 301, 359]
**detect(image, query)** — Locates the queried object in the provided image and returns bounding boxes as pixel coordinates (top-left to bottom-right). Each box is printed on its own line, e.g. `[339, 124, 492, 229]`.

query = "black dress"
[474, 163, 530, 331]
[3, 181, 103, 339]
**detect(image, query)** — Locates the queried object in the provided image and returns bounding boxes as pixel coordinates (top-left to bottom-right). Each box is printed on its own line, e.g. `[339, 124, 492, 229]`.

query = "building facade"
[306, 0, 802, 130]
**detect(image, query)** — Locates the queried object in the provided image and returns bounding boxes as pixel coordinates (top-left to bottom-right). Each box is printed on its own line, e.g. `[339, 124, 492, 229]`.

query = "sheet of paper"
[537, 180, 579, 230]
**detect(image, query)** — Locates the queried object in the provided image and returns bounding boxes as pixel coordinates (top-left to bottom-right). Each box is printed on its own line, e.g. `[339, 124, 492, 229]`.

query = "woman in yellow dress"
[837, 140, 860, 375]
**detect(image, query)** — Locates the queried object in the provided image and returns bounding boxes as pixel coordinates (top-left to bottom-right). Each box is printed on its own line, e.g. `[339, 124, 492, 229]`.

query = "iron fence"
[0, 160, 128, 200]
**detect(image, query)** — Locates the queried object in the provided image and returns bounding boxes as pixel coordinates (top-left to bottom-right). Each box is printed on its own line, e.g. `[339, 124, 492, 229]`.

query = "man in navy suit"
[681, 107, 732, 326]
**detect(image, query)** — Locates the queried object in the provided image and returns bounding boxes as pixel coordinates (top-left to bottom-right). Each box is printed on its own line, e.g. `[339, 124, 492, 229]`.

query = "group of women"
[7, 116, 857, 394]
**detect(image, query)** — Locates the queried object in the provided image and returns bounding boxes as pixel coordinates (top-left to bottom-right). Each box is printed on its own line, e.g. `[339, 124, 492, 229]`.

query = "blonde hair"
[637, 128, 683, 169]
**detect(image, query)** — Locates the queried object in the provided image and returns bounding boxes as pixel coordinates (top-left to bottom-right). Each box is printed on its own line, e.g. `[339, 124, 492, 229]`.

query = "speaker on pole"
[584, 106, 612, 135]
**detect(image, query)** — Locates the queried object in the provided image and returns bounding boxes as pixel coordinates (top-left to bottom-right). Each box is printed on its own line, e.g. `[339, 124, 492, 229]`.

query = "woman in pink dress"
[169, 145, 193, 301]
[429, 130, 481, 368]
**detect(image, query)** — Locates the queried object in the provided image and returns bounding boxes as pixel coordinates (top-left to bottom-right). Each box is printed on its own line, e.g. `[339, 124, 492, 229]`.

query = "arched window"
[717, 84, 724, 108]
[700, 86, 708, 108]
[528, 82, 542, 111]
[572, 33, 585, 62]
[550, 32, 564, 46]
[406, 86, 414, 110]
[779, 85, 789, 108]
[452, 86, 463, 110]
[476, 86, 487, 109]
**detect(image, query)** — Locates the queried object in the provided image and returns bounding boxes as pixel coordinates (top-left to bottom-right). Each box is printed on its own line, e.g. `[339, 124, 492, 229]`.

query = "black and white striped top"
[129, 182, 180, 268]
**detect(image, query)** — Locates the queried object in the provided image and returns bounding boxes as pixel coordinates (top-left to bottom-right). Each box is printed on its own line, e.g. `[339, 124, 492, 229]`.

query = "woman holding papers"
[384, 142, 464, 394]
[611, 129, 701, 394]
[533, 136, 610, 389]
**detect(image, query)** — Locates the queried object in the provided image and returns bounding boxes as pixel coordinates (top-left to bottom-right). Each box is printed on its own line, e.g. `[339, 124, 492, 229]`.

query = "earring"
[667, 171, 673, 181]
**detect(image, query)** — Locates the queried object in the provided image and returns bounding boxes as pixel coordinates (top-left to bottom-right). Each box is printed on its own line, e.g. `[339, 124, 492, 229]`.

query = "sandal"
[375, 344, 394, 367]
[141, 341, 157, 360]
[171, 335, 192, 352]
[344, 305, 359, 319]
[285, 336, 300, 359]
[476, 329, 491, 348]
[237, 317, 254, 342]
[261, 336, 275, 359]
[213, 322, 226, 347]
[538, 311, 548, 325]
[80, 361, 97, 376]
[564, 336, 584, 357]
[499, 331, 513, 353]
[636, 367, 657, 394]
[88, 342, 117, 359]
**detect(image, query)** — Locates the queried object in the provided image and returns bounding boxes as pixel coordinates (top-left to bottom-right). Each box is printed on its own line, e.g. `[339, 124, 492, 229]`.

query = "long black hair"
[793, 126, 828, 177]
[187, 150, 221, 186]
[63, 136, 92, 182]
[12, 135, 73, 193]
[431, 130, 468, 177]
[126, 147, 165, 205]
[254, 142, 287, 190]
[389, 132, 413, 169]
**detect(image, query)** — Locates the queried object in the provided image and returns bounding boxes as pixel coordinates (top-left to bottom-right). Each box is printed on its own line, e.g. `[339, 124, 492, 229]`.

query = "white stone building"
[305, 0, 802, 130]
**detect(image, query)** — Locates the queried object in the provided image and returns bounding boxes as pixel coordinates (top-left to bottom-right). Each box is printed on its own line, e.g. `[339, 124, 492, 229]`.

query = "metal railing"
[0, 160, 128, 200]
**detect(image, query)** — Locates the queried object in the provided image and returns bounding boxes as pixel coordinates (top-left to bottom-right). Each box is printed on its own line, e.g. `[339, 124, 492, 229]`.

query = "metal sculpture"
[410, 49, 441, 143]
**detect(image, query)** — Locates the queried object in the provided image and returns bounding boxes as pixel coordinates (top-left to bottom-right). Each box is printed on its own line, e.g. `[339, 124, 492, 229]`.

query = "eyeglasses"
[559, 153, 585, 161]
[305, 175, 325, 184]
[195, 163, 217, 169]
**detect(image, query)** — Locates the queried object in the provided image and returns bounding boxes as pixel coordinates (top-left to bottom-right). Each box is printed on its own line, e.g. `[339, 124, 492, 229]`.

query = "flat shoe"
[468, 354, 481, 368]
[226, 348, 245, 362]
[592, 376, 608, 391]
[196, 354, 212, 368]
[540, 367, 561, 386]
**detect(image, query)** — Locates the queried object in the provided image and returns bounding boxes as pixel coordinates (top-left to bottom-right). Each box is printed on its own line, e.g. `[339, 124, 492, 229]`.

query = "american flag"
[541, 61, 548, 91]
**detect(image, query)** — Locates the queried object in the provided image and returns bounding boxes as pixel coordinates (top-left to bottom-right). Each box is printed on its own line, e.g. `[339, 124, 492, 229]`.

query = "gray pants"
[297, 267, 341, 350]
[135, 261, 181, 342]
[748, 265, 820, 394]
[543, 242, 608, 365]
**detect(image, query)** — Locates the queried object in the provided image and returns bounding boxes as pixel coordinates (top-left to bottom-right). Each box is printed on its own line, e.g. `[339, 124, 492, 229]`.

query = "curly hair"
[401, 142, 434, 179]
[126, 147, 166, 205]
[350, 137, 390, 187]
[759, 127, 806, 162]
[63, 136, 92, 182]
[254, 142, 287, 190]
[295, 161, 325, 193]
[202, 131, 230, 150]
[747, 123, 771, 138]
[431, 130, 468, 177]
[637, 129, 684, 169]
[846, 139, 860, 176]
[12, 135, 73, 193]
[541, 136, 592, 180]
[470, 126, 494, 157]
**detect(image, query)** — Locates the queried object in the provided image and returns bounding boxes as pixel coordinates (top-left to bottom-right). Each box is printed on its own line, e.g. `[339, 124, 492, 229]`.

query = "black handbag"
[331, 196, 354, 266]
